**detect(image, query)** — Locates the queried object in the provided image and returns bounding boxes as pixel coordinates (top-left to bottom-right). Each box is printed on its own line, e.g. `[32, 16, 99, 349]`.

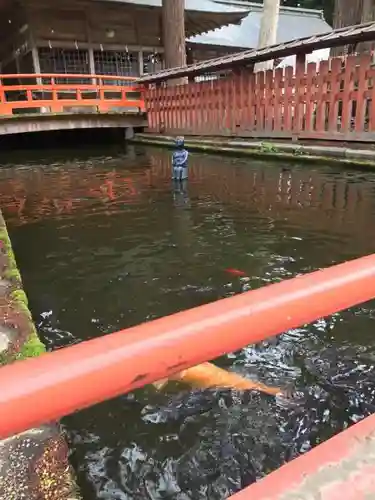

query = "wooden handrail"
[0, 73, 145, 116]
[1, 254, 375, 439]
[0, 73, 138, 81]
[0, 85, 140, 91]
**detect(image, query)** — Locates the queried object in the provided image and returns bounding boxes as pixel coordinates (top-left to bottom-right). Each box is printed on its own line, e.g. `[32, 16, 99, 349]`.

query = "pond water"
[1, 144, 375, 499]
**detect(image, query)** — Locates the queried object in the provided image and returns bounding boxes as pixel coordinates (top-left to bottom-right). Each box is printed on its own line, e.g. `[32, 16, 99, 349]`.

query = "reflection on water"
[2, 145, 375, 499]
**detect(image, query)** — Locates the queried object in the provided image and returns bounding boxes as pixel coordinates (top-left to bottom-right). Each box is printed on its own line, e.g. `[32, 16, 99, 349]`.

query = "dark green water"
[1, 145, 375, 499]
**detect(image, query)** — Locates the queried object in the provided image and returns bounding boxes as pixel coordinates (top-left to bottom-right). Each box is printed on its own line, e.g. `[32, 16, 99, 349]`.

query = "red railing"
[145, 53, 375, 141]
[1, 254, 375, 497]
[0, 73, 145, 116]
[1, 254, 375, 437]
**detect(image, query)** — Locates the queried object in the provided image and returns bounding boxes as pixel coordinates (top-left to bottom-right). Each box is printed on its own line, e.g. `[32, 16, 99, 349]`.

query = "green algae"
[16, 327, 46, 360]
[10, 289, 29, 307]
[0, 214, 46, 361]
[3, 268, 22, 283]
[260, 142, 280, 153]
[0, 208, 80, 500]
[132, 137, 375, 170]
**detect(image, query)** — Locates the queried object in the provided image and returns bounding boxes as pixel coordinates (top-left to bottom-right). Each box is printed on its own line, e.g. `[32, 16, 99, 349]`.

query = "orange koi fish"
[225, 268, 247, 277]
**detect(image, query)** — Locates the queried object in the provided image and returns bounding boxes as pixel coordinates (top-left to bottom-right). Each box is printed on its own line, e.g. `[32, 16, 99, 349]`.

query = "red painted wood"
[264, 69, 274, 132]
[255, 71, 265, 133]
[304, 62, 317, 133]
[207, 80, 214, 135]
[231, 411, 375, 499]
[144, 54, 375, 140]
[355, 54, 371, 132]
[248, 72, 256, 132]
[315, 60, 329, 133]
[182, 84, 189, 133]
[0, 73, 144, 116]
[283, 67, 294, 132]
[341, 55, 356, 134]
[328, 57, 342, 134]
[293, 53, 306, 134]
[273, 68, 283, 132]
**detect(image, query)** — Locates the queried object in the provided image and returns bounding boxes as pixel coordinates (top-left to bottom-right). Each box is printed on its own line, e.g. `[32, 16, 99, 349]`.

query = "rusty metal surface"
[138, 21, 375, 83]
[231, 412, 375, 499]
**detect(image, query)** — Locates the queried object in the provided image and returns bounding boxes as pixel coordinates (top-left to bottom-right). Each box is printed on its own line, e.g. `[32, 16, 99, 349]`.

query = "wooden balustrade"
[0, 73, 145, 116]
[145, 53, 375, 142]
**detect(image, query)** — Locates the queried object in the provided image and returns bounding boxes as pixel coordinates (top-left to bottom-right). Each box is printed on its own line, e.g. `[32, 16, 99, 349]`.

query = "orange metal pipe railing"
[1, 254, 375, 439]
[0, 73, 145, 115]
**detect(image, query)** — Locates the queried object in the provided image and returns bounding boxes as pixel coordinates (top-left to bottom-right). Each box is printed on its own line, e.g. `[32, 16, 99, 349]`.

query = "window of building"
[143, 52, 164, 75]
[38, 48, 90, 84]
[94, 50, 138, 85]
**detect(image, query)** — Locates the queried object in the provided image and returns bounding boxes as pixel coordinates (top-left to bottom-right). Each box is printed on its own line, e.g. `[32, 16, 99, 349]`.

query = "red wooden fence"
[145, 54, 375, 142]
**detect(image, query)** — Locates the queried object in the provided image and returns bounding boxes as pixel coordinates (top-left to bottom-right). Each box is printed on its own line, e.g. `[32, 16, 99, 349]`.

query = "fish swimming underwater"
[225, 268, 247, 277]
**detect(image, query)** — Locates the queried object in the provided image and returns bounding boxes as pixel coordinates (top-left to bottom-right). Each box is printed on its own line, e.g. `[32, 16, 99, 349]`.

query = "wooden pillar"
[358, 0, 375, 54]
[161, 0, 187, 85]
[138, 50, 144, 76]
[31, 45, 48, 113]
[255, 0, 280, 71]
[186, 45, 195, 83]
[88, 47, 96, 84]
[31, 47, 41, 75]
[331, 0, 363, 56]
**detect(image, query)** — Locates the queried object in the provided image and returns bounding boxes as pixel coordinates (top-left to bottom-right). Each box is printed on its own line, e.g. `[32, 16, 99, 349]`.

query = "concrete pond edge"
[0, 211, 81, 500]
[132, 134, 375, 169]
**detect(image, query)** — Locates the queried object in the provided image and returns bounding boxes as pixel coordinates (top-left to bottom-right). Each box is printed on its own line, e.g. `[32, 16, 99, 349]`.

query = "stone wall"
[0, 211, 80, 500]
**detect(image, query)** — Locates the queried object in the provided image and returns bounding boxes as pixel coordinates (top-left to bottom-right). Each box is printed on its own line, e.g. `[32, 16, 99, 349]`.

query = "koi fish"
[152, 362, 280, 396]
[225, 268, 247, 277]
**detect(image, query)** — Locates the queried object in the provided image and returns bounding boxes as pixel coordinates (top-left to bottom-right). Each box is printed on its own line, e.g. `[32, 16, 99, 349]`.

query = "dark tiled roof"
[97, 0, 248, 15]
[95, 0, 249, 36]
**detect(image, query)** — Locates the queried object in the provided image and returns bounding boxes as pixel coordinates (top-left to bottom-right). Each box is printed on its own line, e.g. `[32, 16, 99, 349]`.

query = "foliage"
[236, 0, 334, 25]
[281, 0, 334, 25]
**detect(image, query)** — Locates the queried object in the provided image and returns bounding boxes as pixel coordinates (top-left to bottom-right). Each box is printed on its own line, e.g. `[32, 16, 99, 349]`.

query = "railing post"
[98, 76, 105, 112]
[0, 76, 6, 116]
[50, 77, 62, 114]
[293, 51, 307, 139]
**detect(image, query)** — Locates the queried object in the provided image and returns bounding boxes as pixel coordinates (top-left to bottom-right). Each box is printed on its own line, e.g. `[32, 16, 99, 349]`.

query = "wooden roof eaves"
[138, 21, 375, 84]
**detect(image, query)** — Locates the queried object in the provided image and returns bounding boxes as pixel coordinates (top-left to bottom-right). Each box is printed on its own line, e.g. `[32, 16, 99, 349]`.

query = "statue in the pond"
[172, 137, 188, 181]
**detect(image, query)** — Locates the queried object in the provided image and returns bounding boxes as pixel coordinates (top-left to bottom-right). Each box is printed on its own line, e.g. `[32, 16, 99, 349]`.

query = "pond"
[1, 144, 375, 499]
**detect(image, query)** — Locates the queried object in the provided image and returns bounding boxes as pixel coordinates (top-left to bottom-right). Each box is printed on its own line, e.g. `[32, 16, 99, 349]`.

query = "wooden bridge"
[0, 73, 146, 136]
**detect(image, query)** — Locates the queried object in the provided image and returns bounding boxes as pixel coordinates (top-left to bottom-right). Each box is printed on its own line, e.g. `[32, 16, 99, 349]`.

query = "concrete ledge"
[0, 112, 147, 136]
[133, 134, 375, 169]
[0, 212, 80, 500]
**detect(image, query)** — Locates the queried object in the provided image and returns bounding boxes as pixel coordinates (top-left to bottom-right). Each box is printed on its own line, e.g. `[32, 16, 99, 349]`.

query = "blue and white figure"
[172, 137, 188, 180]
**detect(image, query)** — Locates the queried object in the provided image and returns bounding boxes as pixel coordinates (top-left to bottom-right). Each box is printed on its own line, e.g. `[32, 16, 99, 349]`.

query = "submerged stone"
[0, 323, 15, 354]
[0, 278, 11, 295]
